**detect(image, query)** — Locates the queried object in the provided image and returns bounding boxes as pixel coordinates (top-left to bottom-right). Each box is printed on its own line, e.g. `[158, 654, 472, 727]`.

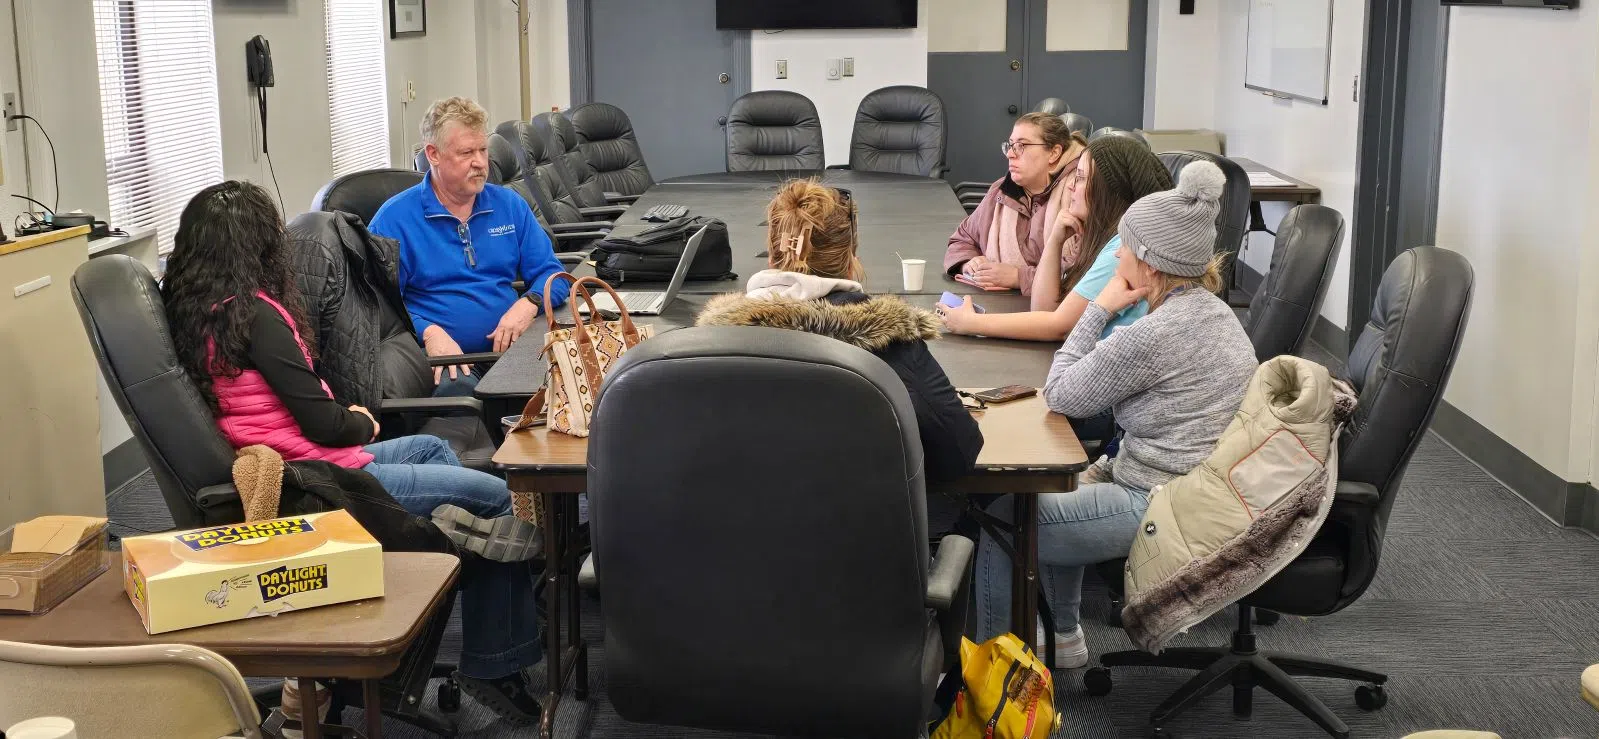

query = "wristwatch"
[522, 292, 541, 308]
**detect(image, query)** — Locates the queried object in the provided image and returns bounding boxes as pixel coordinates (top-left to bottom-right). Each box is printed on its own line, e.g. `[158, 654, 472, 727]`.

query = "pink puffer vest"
[210, 292, 374, 468]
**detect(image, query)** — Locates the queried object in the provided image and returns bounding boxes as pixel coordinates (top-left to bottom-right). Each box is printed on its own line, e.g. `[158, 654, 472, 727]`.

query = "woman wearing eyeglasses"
[943, 113, 1086, 295]
[699, 179, 983, 483]
[939, 135, 1173, 343]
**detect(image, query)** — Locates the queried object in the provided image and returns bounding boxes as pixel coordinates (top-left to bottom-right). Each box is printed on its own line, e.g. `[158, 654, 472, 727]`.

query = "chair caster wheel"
[1355, 683, 1387, 711]
[437, 679, 461, 713]
[1084, 667, 1113, 696]
[1255, 609, 1281, 625]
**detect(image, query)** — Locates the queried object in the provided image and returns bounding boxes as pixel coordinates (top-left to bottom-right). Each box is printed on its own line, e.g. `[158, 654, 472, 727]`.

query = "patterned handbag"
[511, 272, 653, 438]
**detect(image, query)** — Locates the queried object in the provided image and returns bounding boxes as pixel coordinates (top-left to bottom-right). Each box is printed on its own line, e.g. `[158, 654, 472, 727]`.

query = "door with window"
[929, 0, 1147, 185]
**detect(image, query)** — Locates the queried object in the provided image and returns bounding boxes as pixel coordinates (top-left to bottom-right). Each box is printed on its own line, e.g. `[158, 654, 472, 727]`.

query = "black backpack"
[587, 216, 737, 284]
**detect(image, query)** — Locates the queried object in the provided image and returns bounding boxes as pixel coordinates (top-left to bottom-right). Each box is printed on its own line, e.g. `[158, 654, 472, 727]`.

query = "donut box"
[119, 510, 384, 634]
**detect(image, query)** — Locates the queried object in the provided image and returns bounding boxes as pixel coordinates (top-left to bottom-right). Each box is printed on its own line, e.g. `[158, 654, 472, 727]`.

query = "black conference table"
[477, 169, 1048, 398]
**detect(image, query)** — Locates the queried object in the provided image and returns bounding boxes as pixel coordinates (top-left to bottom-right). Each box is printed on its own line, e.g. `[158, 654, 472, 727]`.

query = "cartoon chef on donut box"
[120, 510, 383, 634]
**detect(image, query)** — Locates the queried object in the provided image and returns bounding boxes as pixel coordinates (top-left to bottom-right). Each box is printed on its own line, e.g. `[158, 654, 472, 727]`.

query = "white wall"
[1434, 3, 1599, 482]
[1143, 0, 1363, 331]
[748, 0, 930, 166]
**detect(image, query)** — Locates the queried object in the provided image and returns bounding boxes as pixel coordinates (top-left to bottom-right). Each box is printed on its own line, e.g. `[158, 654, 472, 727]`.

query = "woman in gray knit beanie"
[972, 161, 1260, 669]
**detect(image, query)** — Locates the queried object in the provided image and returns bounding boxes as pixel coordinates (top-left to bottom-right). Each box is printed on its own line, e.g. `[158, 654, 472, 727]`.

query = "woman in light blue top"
[938, 136, 1173, 342]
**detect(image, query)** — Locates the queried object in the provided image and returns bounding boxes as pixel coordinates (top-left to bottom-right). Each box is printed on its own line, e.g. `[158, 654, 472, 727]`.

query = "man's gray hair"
[420, 97, 489, 146]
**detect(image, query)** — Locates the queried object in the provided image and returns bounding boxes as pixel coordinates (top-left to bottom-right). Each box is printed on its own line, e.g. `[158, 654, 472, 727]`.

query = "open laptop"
[578, 224, 709, 316]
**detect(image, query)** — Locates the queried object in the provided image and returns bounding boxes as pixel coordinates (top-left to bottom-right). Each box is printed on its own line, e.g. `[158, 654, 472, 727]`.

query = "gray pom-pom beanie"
[1117, 161, 1225, 277]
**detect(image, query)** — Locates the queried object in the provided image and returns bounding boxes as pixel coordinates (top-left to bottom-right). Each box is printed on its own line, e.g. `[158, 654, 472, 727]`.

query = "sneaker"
[431, 504, 543, 562]
[455, 670, 543, 725]
[1036, 623, 1090, 669]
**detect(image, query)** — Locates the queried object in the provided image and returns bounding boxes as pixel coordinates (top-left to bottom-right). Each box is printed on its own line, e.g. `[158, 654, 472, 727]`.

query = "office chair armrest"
[554, 231, 610, 249]
[963, 202, 978, 214]
[825, 164, 851, 170]
[551, 221, 611, 233]
[1332, 480, 1381, 509]
[926, 534, 975, 610]
[372, 396, 484, 417]
[426, 352, 502, 367]
[603, 192, 640, 205]
[579, 205, 630, 220]
[959, 193, 986, 205]
[953, 181, 990, 194]
[196, 483, 242, 513]
[558, 252, 586, 265]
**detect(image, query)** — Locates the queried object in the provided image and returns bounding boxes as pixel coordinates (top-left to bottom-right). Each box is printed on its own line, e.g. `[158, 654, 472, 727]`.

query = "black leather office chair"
[1060, 112, 1094, 137]
[846, 85, 947, 177]
[1242, 204, 1345, 361]
[569, 102, 655, 198]
[496, 120, 612, 250]
[1086, 247, 1475, 738]
[1159, 150, 1252, 301]
[285, 211, 498, 470]
[724, 90, 825, 172]
[73, 254, 468, 735]
[533, 111, 632, 217]
[413, 148, 429, 173]
[1034, 97, 1070, 115]
[1090, 126, 1148, 147]
[310, 169, 423, 227]
[587, 326, 973, 739]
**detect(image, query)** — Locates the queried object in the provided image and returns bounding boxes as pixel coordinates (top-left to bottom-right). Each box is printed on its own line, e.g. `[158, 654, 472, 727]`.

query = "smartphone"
[503, 414, 546, 431]
[940, 291, 985, 313]
[954, 273, 1012, 292]
[974, 385, 1038, 404]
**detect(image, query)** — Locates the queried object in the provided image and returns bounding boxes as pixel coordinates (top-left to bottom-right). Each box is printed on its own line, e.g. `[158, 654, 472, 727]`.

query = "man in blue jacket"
[370, 96, 569, 396]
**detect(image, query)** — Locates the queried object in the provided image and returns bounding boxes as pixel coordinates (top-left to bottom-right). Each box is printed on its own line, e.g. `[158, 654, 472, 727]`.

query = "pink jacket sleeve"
[944, 181, 1001, 277]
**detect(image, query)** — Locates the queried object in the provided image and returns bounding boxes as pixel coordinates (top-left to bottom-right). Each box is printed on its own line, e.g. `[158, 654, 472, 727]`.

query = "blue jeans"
[974, 482, 1151, 639]
[363, 435, 542, 679]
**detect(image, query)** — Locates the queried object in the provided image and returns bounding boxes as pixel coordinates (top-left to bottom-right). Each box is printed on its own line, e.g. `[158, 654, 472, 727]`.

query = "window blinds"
[92, 0, 223, 253]
[326, 0, 391, 176]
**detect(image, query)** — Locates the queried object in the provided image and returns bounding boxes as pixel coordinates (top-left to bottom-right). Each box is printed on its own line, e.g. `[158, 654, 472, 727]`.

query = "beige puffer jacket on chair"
[1121, 355, 1356, 653]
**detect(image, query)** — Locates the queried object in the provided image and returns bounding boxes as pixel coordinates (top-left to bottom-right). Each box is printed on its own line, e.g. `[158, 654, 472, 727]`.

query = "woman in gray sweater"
[974, 162, 1259, 668]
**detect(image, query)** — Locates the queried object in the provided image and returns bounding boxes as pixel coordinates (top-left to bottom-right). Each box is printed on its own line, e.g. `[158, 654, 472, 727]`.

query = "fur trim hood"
[696, 292, 941, 352]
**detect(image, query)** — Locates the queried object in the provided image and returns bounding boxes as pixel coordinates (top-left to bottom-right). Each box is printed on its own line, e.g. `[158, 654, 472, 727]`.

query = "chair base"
[1085, 606, 1385, 739]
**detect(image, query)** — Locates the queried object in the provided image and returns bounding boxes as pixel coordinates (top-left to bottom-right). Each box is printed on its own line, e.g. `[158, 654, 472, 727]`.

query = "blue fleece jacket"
[369, 172, 569, 354]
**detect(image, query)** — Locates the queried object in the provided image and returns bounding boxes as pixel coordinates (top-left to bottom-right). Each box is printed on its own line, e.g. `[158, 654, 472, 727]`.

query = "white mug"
[6, 717, 77, 739]
[901, 258, 927, 292]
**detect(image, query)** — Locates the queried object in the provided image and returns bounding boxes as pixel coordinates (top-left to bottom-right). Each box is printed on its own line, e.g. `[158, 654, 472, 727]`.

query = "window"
[326, 0, 391, 176]
[92, 0, 224, 254]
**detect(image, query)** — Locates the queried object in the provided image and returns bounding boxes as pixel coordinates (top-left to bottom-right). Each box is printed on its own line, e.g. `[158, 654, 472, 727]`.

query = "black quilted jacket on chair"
[286, 210, 417, 409]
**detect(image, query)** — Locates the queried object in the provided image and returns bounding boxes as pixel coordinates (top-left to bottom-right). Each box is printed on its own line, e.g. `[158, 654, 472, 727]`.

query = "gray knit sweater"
[1044, 289, 1257, 493]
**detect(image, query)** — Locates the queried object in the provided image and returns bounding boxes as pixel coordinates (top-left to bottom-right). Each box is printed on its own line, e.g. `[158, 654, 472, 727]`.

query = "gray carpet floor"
[104, 338, 1599, 739]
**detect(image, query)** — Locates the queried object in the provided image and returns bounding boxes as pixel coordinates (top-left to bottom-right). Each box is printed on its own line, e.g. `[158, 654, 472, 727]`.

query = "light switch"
[776, 59, 788, 79]
[826, 58, 842, 80]
[842, 58, 855, 77]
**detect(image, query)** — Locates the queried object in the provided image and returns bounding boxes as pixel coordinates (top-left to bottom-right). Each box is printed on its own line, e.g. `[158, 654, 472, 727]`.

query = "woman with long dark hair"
[162, 181, 545, 724]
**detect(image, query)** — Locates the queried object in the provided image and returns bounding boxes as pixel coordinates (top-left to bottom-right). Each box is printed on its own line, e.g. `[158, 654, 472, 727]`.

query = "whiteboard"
[1245, 0, 1333, 105]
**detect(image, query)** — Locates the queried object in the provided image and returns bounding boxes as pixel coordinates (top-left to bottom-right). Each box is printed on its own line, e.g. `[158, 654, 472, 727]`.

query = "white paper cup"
[901, 259, 927, 292]
[6, 717, 77, 739]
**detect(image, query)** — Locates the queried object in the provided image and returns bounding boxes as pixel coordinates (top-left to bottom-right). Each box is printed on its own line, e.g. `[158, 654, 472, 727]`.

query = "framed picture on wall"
[391, 0, 426, 38]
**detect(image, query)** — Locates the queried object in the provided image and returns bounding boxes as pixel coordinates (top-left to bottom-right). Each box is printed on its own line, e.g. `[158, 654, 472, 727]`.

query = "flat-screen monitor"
[1440, 0, 1574, 7]
[715, 0, 918, 30]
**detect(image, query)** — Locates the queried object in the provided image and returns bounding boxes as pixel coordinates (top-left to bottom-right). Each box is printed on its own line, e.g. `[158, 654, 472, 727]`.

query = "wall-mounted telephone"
[246, 35, 274, 88]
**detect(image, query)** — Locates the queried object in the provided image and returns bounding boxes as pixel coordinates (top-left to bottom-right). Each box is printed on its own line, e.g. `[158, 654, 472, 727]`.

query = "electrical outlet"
[404, 80, 417, 103]
[3, 93, 16, 132]
[842, 58, 855, 77]
[776, 59, 788, 79]
[825, 58, 842, 81]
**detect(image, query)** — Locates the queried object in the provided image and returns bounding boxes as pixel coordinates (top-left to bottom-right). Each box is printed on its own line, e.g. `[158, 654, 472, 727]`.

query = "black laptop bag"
[587, 216, 737, 284]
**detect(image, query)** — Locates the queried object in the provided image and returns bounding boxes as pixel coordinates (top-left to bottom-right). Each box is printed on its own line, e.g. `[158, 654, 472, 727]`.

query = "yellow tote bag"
[933, 634, 1060, 739]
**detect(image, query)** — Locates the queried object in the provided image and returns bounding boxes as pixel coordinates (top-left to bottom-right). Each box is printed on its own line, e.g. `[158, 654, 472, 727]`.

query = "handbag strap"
[571, 275, 643, 346]
[541, 271, 605, 333]
[510, 387, 547, 431]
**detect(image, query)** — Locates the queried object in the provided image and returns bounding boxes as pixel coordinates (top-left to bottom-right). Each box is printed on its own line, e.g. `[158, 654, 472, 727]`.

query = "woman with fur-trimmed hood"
[696, 179, 983, 483]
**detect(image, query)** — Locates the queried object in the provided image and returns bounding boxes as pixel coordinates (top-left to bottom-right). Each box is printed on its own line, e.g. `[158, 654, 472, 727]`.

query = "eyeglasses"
[455, 222, 477, 269]
[957, 390, 988, 411]
[1001, 140, 1047, 156]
